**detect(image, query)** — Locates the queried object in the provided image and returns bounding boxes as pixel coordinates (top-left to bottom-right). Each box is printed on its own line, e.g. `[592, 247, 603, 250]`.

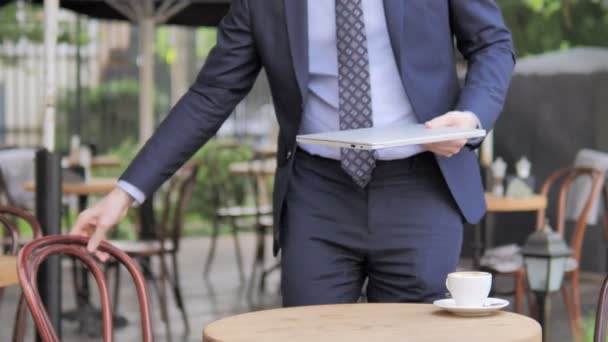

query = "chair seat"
[217, 205, 272, 217]
[481, 244, 578, 274]
[109, 239, 175, 257]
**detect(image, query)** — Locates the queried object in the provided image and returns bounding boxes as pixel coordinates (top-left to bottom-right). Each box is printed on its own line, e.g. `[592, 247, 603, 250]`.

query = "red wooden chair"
[595, 273, 608, 342]
[17, 235, 154, 342]
[0, 205, 43, 342]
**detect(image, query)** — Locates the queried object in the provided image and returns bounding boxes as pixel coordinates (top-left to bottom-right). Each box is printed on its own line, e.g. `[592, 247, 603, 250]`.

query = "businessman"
[72, 0, 515, 306]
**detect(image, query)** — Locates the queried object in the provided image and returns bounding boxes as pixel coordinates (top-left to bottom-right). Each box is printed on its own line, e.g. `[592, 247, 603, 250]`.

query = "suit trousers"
[281, 148, 464, 306]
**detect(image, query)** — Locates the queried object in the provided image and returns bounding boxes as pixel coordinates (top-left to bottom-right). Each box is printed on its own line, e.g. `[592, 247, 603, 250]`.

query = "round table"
[485, 194, 548, 212]
[0, 256, 19, 288]
[473, 193, 548, 268]
[203, 304, 541, 342]
[228, 160, 276, 176]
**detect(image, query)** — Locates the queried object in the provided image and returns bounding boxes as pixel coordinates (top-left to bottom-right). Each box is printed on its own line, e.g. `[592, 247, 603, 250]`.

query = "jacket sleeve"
[120, 0, 261, 197]
[449, 0, 516, 143]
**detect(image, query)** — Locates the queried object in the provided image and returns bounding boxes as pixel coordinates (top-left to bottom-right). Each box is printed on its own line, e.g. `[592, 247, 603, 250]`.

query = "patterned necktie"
[336, 0, 376, 188]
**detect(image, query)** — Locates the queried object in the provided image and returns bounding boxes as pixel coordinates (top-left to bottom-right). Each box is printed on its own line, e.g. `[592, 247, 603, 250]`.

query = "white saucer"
[433, 298, 510, 317]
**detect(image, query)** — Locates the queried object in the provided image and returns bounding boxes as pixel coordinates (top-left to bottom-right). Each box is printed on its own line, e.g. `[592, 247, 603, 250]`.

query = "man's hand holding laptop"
[423, 111, 480, 158]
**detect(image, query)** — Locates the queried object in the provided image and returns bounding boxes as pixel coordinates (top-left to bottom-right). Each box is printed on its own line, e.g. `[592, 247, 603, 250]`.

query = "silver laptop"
[296, 124, 486, 150]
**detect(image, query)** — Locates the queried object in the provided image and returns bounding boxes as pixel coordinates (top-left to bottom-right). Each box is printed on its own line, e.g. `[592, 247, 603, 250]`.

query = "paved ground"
[0, 234, 604, 341]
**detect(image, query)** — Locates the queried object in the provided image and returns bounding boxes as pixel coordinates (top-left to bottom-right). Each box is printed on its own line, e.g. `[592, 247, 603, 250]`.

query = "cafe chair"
[109, 162, 199, 338]
[17, 235, 153, 342]
[482, 167, 604, 338]
[0, 205, 44, 247]
[202, 146, 272, 285]
[594, 273, 608, 342]
[0, 205, 44, 342]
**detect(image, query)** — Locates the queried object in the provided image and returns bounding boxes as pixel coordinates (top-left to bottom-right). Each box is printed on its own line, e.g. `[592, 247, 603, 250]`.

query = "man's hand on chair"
[70, 187, 134, 260]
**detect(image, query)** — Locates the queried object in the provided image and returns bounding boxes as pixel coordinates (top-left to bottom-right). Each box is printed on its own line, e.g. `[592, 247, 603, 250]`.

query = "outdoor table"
[485, 194, 547, 212]
[24, 178, 117, 196]
[472, 193, 548, 268]
[228, 159, 276, 176]
[203, 303, 542, 342]
[254, 145, 277, 159]
[90, 156, 121, 169]
[0, 256, 18, 288]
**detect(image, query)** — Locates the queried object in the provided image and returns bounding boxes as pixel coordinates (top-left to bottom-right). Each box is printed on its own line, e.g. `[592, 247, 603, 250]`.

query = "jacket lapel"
[284, 0, 309, 102]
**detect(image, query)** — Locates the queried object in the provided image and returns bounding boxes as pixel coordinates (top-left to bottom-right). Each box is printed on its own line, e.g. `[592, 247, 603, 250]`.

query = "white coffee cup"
[446, 271, 492, 307]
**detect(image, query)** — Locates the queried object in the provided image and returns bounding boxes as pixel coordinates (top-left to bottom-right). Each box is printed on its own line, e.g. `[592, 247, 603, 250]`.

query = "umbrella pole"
[36, 0, 63, 340]
[139, 17, 155, 144]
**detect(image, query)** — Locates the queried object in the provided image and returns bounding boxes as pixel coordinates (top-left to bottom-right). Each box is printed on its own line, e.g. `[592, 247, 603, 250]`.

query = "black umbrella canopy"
[0, 0, 231, 27]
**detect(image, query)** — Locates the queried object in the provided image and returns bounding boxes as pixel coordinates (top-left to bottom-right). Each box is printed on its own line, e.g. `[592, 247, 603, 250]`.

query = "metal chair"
[109, 162, 199, 338]
[17, 235, 154, 342]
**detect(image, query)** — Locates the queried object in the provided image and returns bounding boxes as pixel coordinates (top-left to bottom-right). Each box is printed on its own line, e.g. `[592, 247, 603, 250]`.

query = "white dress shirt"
[298, 0, 424, 160]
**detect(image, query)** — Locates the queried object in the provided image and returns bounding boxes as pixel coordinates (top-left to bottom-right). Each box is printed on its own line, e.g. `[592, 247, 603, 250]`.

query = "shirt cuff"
[117, 180, 146, 205]
[467, 112, 484, 145]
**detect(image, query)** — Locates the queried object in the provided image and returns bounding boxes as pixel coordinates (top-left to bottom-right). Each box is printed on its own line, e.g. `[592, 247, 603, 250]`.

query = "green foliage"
[56, 79, 169, 153]
[497, 0, 608, 57]
[190, 139, 254, 220]
[196, 27, 218, 59]
[0, 2, 88, 45]
[0, 3, 43, 44]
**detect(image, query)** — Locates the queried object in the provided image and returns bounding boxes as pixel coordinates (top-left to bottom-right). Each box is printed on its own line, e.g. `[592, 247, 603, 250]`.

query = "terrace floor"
[0, 234, 604, 341]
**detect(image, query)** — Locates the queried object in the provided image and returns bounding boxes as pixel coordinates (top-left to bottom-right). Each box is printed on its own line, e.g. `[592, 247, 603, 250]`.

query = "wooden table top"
[0, 256, 18, 288]
[485, 193, 547, 213]
[229, 160, 276, 176]
[24, 178, 117, 196]
[203, 303, 541, 342]
[63, 156, 121, 169]
[91, 156, 121, 168]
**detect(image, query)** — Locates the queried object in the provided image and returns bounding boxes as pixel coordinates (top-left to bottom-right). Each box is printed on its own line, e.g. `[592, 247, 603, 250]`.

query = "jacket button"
[286, 150, 293, 161]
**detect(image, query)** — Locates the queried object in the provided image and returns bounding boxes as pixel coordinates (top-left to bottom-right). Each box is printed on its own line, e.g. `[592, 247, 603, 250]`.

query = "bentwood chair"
[109, 162, 200, 338]
[17, 236, 154, 342]
[484, 167, 604, 338]
[595, 273, 608, 342]
[203, 145, 271, 284]
[0, 205, 44, 342]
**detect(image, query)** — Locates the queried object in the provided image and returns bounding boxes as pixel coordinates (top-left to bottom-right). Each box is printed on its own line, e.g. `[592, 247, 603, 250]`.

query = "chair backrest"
[17, 236, 153, 342]
[594, 273, 608, 342]
[535, 167, 605, 262]
[157, 162, 200, 250]
[0, 205, 43, 239]
[0, 215, 19, 256]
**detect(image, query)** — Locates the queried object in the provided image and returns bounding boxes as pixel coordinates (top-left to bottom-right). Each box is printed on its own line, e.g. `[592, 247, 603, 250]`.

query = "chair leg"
[169, 252, 190, 334]
[514, 271, 525, 314]
[203, 218, 220, 279]
[143, 261, 172, 342]
[11, 294, 27, 342]
[230, 219, 245, 284]
[158, 255, 174, 342]
[571, 271, 583, 340]
[561, 282, 578, 340]
[113, 263, 122, 312]
[247, 227, 265, 302]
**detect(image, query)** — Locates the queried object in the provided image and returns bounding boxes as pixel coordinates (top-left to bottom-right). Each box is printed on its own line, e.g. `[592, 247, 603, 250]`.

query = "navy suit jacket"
[121, 0, 516, 254]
